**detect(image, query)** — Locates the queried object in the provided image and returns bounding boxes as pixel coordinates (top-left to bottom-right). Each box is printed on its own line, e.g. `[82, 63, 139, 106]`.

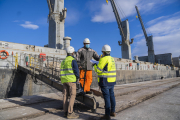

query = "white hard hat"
[66, 46, 75, 53]
[83, 38, 90, 44]
[102, 44, 111, 52]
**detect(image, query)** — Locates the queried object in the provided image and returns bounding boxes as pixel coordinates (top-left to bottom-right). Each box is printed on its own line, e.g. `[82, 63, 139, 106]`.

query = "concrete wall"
[0, 41, 66, 55]
[114, 58, 174, 71]
[172, 57, 180, 68]
[0, 68, 179, 99]
[0, 69, 58, 99]
[0, 41, 66, 69]
[91, 70, 178, 88]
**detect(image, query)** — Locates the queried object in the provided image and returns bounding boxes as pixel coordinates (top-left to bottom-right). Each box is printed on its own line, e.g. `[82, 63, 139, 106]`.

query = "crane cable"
[135, 7, 152, 36]
[114, 0, 127, 20]
[47, 0, 53, 21]
[114, 0, 124, 19]
[114, 0, 152, 36]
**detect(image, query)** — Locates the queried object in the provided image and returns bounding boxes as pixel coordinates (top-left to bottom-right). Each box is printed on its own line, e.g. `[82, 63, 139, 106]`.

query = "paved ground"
[28, 84, 180, 120]
[0, 77, 180, 120]
[114, 85, 180, 120]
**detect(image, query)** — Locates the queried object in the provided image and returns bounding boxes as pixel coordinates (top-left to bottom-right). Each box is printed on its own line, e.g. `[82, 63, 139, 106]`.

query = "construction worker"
[93, 45, 116, 120]
[76, 38, 99, 94]
[60, 46, 79, 119]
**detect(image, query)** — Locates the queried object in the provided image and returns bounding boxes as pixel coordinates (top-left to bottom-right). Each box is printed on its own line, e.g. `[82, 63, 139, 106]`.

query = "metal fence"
[0, 52, 179, 73]
[25, 54, 64, 80]
[0, 53, 64, 80]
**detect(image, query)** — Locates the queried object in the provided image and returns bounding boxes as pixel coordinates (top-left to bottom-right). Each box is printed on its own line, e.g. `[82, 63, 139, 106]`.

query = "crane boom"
[109, 0, 125, 41]
[135, 5, 155, 63]
[107, 0, 133, 59]
[135, 6, 148, 45]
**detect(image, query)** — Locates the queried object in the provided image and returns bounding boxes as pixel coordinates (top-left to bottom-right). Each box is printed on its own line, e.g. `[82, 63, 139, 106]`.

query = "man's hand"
[76, 78, 80, 84]
[92, 63, 97, 66]
[79, 66, 82, 69]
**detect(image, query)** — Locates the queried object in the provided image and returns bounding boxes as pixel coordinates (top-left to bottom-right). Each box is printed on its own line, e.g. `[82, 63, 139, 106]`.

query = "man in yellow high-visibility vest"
[60, 46, 79, 119]
[93, 45, 116, 120]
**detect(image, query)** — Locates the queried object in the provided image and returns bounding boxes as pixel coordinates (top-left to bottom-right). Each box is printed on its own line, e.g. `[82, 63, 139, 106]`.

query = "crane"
[135, 6, 155, 63]
[47, 0, 67, 49]
[107, 0, 134, 59]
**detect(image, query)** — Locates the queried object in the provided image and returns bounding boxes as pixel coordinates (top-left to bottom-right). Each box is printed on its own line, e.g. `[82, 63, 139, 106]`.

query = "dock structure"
[47, 0, 67, 49]
[0, 1, 180, 119]
[0, 77, 180, 119]
[108, 0, 134, 60]
[0, 41, 180, 119]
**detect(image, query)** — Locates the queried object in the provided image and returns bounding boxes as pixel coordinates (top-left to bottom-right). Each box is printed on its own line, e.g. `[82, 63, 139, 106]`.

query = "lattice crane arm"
[135, 6, 148, 44]
[106, 0, 126, 41]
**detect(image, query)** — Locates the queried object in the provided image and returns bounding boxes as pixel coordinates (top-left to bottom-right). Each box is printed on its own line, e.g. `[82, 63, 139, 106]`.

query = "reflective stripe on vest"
[97, 66, 116, 73]
[60, 73, 74, 76]
[95, 56, 116, 83]
[60, 56, 76, 83]
[61, 68, 73, 71]
[98, 75, 116, 78]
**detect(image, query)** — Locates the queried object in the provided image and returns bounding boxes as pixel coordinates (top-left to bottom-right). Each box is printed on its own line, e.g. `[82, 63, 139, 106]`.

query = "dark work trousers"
[101, 85, 116, 116]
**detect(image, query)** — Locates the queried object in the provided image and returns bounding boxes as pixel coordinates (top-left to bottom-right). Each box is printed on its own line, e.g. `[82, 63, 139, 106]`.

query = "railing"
[0, 53, 179, 72]
[26, 54, 64, 80]
[0, 53, 64, 80]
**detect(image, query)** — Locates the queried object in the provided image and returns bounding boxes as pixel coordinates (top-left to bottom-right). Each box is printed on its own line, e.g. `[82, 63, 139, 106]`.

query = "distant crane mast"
[107, 0, 134, 59]
[135, 6, 155, 63]
[135, 6, 148, 45]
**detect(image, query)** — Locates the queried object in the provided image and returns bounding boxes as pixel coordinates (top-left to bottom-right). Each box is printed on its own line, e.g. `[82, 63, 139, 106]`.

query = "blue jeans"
[101, 85, 116, 116]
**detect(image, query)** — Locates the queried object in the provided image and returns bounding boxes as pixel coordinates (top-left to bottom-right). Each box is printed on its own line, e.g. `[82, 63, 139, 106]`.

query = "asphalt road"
[114, 85, 180, 120]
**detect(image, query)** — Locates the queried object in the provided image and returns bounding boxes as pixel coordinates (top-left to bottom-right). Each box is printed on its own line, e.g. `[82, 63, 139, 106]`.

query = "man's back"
[76, 47, 99, 70]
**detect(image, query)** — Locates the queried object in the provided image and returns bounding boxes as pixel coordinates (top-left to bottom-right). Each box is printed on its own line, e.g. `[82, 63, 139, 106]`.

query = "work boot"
[64, 112, 68, 117]
[100, 115, 111, 120]
[67, 112, 79, 119]
[110, 112, 116, 117]
[86, 91, 93, 94]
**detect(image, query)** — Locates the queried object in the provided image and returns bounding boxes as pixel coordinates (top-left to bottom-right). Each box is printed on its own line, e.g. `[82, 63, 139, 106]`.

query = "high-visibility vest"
[94, 56, 116, 83]
[60, 56, 76, 84]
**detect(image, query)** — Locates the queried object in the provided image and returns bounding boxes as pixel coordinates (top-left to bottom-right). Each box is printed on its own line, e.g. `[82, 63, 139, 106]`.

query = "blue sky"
[0, 0, 180, 58]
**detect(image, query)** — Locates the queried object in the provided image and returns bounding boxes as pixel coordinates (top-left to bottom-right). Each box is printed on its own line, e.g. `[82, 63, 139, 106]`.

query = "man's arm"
[93, 50, 100, 61]
[76, 49, 81, 62]
[72, 60, 80, 79]
[94, 57, 107, 74]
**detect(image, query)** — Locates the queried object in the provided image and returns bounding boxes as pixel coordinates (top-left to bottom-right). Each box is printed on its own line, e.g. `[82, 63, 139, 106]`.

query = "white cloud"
[134, 33, 143, 38]
[90, 0, 177, 23]
[132, 11, 180, 57]
[147, 11, 180, 26]
[91, 3, 114, 23]
[91, 0, 139, 23]
[20, 21, 39, 30]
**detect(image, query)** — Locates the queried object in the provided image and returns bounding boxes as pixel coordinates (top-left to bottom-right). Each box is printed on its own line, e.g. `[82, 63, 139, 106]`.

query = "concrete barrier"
[0, 69, 179, 99]
[91, 70, 178, 88]
[0, 69, 58, 99]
